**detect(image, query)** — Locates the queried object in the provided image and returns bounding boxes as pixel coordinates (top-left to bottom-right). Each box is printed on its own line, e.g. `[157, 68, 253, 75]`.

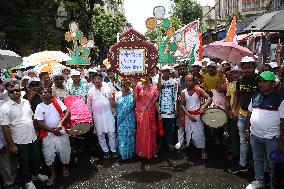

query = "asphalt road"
[34, 142, 254, 189]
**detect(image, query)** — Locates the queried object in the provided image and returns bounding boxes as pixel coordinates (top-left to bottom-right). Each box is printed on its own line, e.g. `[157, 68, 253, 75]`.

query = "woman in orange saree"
[133, 76, 160, 159]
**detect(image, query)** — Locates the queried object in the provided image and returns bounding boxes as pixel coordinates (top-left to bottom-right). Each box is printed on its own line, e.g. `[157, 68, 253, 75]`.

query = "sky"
[124, 0, 215, 34]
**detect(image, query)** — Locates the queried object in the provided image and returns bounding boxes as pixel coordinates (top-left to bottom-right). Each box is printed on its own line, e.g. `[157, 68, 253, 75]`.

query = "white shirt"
[159, 78, 178, 118]
[248, 100, 284, 139]
[34, 99, 67, 129]
[0, 99, 37, 144]
[151, 74, 159, 86]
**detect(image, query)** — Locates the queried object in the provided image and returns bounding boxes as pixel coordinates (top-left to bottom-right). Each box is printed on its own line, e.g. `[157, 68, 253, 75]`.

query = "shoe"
[25, 181, 36, 189]
[175, 142, 182, 150]
[168, 144, 175, 150]
[46, 176, 55, 186]
[32, 174, 48, 181]
[246, 181, 265, 189]
[103, 152, 110, 159]
[202, 153, 208, 160]
[63, 170, 70, 178]
[228, 164, 248, 174]
[112, 152, 119, 158]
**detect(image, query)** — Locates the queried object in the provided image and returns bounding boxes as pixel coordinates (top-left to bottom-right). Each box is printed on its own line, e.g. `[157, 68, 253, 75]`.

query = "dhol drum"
[201, 108, 227, 128]
[63, 95, 92, 135]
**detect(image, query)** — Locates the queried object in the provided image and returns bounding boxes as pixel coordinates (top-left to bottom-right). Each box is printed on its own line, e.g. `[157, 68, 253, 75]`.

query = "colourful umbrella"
[203, 41, 253, 64]
[27, 51, 71, 66]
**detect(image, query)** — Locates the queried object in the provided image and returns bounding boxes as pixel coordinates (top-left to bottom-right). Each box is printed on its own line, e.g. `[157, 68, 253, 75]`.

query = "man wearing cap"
[192, 61, 203, 86]
[175, 63, 188, 149]
[0, 81, 48, 189]
[23, 77, 42, 113]
[229, 56, 259, 174]
[66, 70, 89, 100]
[245, 71, 284, 189]
[21, 76, 31, 94]
[52, 71, 68, 100]
[157, 65, 178, 150]
[226, 66, 242, 160]
[86, 68, 97, 88]
[0, 80, 18, 189]
[39, 72, 52, 88]
[203, 61, 222, 91]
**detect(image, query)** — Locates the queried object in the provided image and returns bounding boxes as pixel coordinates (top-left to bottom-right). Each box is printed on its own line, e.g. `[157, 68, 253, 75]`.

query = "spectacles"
[8, 89, 21, 94]
[30, 82, 40, 87]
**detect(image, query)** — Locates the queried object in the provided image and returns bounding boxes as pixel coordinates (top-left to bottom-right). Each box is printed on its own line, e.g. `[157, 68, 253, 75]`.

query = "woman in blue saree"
[115, 78, 136, 160]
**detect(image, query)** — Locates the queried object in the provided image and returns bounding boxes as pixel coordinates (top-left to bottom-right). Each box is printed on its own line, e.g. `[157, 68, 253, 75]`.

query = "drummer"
[35, 87, 71, 186]
[180, 74, 212, 159]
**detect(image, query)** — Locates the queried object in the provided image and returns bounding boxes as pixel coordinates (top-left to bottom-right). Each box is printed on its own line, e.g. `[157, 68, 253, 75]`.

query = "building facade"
[215, 0, 282, 19]
[102, 0, 125, 17]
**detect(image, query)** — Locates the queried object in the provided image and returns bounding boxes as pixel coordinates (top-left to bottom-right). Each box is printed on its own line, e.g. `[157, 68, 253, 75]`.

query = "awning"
[245, 11, 284, 31]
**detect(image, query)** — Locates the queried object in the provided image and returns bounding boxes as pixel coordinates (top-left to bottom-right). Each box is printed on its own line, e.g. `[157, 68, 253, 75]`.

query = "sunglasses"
[8, 89, 21, 94]
[54, 77, 65, 81]
[30, 82, 40, 87]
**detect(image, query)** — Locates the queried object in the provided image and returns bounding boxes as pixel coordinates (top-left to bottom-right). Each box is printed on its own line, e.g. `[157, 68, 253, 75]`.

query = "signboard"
[119, 49, 145, 74]
[108, 29, 158, 79]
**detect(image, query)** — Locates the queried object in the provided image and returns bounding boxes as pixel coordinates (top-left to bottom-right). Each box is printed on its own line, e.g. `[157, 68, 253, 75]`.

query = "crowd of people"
[0, 56, 284, 189]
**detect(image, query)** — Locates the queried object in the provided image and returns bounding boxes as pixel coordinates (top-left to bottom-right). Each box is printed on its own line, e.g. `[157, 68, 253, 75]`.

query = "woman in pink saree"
[133, 75, 160, 159]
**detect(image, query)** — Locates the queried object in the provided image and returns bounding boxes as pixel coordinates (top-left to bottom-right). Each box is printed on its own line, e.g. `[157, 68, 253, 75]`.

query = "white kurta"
[87, 83, 115, 135]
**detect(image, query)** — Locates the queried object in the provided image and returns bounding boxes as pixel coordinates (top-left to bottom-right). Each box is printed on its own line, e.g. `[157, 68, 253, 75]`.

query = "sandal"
[202, 153, 208, 160]
[46, 176, 55, 186]
[63, 170, 70, 178]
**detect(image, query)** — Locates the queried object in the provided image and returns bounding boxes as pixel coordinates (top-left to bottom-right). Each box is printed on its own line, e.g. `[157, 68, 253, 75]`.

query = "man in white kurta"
[87, 72, 117, 158]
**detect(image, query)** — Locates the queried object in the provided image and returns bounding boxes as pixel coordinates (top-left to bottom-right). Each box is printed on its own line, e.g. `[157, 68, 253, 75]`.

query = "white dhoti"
[42, 132, 71, 166]
[185, 115, 205, 148]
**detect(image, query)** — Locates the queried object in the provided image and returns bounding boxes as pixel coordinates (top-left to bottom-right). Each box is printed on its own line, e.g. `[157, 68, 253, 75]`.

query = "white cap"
[241, 56, 255, 63]
[161, 64, 172, 71]
[268, 62, 279, 69]
[24, 70, 39, 78]
[52, 70, 63, 78]
[202, 58, 210, 63]
[173, 63, 180, 68]
[230, 65, 241, 72]
[192, 61, 201, 67]
[28, 77, 40, 85]
[62, 66, 71, 71]
[207, 61, 217, 67]
[70, 69, 81, 76]
[221, 61, 228, 65]
[22, 76, 31, 81]
[86, 68, 97, 77]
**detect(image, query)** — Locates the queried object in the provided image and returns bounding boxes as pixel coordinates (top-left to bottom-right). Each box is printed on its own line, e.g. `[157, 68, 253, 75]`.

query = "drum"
[201, 108, 227, 128]
[63, 95, 92, 135]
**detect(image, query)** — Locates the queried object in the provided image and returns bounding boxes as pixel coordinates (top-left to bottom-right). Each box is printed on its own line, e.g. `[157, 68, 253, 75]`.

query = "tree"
[226, 11, 246, 24]
[91, 7, 128, 61]
[0, 0, 62, 56]
[171, 0, 203, 26]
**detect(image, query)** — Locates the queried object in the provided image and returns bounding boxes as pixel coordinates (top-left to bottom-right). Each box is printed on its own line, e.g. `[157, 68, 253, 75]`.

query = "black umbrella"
[245, 11, 284, 32]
